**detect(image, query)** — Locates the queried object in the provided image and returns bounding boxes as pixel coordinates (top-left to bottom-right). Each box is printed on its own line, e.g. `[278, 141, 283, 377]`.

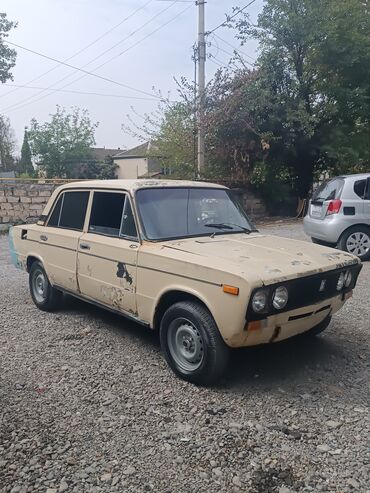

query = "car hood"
[163, 233, 359, 285]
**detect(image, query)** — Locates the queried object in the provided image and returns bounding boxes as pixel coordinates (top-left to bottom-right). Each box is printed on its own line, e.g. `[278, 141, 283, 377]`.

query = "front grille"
[247, 263, 362, 321]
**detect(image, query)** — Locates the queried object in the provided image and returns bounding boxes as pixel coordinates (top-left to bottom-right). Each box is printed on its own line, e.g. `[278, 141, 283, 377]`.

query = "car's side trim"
[138, 264, 222, 287]
[54, 284, 150, 328]
[25, 238, 222, 287]
[78, 250, 136, 267]
[25, 238, 76, 253]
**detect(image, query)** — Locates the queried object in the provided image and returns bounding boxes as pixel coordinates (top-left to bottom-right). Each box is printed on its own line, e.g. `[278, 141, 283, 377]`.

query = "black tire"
[29, 261, 63, 311]
[159, 301, 230, 385]
[304, 315, 331, 337]
[338, 226, 370, 261]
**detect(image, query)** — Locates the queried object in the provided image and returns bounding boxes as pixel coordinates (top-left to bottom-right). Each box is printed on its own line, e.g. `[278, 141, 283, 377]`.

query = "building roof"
[91, 147, 123, 161]
[113, 142, 152, 159]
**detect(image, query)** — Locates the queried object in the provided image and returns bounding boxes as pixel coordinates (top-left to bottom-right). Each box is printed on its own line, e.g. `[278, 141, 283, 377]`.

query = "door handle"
[40, 235, 48, 241]
[80, 243, 90, 250]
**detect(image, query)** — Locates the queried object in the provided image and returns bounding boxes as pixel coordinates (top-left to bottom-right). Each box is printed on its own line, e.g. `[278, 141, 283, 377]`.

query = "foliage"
[18, 129, 34, 176]
[72, 156, 117, 180]
[0, 13, 17, 83]
[126, 0, 370, 201]
[28, 106, 98, 178]
[0, 114, 16, 171]
[124, 73, 268, 181]
[235, 0, 370, 197]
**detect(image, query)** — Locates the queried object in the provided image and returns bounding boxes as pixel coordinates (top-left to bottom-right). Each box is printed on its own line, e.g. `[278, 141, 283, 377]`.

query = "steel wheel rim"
[167, 317, 204, 372]
[346, 232, 370, 257]
[32, 269, 47, 303]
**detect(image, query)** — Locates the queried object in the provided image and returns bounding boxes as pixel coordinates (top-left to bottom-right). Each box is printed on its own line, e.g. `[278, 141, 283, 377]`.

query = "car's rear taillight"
[326, 199, 342, 215]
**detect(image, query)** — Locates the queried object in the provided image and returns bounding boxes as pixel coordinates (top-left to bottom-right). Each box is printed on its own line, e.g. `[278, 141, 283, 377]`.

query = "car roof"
[340, 173, 370, 180]
[56, 179, 227, 193]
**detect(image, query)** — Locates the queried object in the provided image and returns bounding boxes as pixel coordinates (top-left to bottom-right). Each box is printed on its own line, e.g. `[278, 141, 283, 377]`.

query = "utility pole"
[197, 0, 206, 177]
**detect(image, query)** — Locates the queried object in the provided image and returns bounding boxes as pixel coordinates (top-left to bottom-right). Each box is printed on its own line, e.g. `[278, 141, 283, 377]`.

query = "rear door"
[42, 190, 90, 291]
[77, 190, 139, 315]
[309, 178, 344, 219]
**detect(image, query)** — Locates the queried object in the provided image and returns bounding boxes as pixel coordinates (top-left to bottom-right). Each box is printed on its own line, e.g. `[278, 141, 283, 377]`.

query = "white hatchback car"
[304, 174, 370, 260]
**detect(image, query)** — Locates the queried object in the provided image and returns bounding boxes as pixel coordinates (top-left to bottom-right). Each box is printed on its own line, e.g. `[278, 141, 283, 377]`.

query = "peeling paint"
[267, 268, 283, 274]
[101, 285, 124, 309]
[116, 262, 133, 285]
[269, 326, 281, 343]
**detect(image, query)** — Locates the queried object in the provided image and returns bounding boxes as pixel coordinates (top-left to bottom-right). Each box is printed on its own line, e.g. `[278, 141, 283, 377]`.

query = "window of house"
[47, 191, 89, 231]
[88, 191, 138, 239]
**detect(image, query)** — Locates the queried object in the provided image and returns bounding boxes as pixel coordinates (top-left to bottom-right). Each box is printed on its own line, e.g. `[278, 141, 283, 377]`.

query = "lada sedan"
[9, 180, 362, 384]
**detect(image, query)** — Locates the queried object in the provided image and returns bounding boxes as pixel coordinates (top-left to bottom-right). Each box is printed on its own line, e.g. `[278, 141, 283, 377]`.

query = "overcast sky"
[1, 0, 263, 153]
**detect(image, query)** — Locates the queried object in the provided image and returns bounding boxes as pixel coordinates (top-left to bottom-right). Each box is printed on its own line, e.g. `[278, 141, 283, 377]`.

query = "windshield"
[136, 187, 255, 240]
[312, 178, 344, 202]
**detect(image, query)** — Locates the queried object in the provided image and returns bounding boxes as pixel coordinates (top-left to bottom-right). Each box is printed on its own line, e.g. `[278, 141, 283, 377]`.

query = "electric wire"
[207, 0, 258, 35]
[1, 1, 185, 112]
[0, 0, 154, 100]
[1, 83, 160, 101]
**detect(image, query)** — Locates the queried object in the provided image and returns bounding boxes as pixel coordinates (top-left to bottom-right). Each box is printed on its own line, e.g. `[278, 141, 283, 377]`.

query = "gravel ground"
[0, 222, 369, 493]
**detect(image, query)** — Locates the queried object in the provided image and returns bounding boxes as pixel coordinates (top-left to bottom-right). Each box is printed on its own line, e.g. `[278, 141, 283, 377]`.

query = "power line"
[1, 83, 160, 101]
[0, 0, 154, 101]
[209, 41, 254, 67]
[206, 0, 258, 35]
[2, 1, 185, 113]
[3, 40, 161, 103]
[56, 3, 193, 97]
[213, 32, 256, 62]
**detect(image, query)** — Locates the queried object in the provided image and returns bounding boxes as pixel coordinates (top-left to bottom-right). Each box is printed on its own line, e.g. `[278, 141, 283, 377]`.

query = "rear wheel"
[338, 226, 370, 261]
[160, 301, 230, 385]
[29, 261, 63, 311]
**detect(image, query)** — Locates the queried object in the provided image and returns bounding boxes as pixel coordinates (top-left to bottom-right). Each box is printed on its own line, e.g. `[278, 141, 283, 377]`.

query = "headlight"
[337, 271, 345, 291]
[272, 286, 289, 310]
[252, 289, 268, 312]
[344, 270, 352, 288]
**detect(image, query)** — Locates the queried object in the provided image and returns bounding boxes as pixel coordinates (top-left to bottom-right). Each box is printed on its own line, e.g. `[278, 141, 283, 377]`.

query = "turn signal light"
[223, 285, 239, 296]
[326, 199, 342, 215]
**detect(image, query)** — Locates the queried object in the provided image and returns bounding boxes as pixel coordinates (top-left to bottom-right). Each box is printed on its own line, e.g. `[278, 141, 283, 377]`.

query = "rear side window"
[48, 195, 62, 227]
[354, 180, 366, 199]
[47, 191, 89, 231]
[312, 178, 344, 202]
[89, 191, 138, 239]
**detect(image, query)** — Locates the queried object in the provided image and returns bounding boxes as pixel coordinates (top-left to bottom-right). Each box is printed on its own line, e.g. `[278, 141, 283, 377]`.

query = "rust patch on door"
[116, 262, 133, 285]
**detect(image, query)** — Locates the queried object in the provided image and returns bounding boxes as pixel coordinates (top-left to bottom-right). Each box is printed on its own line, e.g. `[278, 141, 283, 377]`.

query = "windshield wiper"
[204, 222, 254, 233]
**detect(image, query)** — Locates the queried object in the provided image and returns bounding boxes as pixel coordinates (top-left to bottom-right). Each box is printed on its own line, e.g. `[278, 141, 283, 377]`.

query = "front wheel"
[160, 301, 230, 385]
[338, 226, 370, 261]
[29, 261, 63, 311]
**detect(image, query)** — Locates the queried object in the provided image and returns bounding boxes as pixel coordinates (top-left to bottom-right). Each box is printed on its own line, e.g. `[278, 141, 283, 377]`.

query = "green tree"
[235, 0, 370, 197]
[0, 13, 17, 83]
[28, 106, 98, 178]
[0, 114, 16, 171]
[18, 128, 34, 175]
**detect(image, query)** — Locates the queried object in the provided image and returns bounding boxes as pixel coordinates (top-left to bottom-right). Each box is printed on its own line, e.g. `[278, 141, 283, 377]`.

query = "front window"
[89, 191, 138, 239]
[136, 187, 255, 240]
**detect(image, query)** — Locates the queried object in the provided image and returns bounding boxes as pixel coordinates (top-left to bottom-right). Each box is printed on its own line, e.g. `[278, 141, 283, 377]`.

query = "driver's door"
[77, 190, 139, 315]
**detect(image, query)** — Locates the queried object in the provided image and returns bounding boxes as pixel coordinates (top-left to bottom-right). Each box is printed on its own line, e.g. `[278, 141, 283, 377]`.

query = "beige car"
[9, 180, 362, 384]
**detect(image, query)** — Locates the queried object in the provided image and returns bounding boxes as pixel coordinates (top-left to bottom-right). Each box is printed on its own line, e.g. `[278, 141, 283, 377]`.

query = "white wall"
[114, 158, 148, 179]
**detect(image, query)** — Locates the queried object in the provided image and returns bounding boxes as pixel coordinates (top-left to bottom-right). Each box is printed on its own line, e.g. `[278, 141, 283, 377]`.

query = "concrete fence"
[0, 183, 58, 225]
[0, 180, 267, 227]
